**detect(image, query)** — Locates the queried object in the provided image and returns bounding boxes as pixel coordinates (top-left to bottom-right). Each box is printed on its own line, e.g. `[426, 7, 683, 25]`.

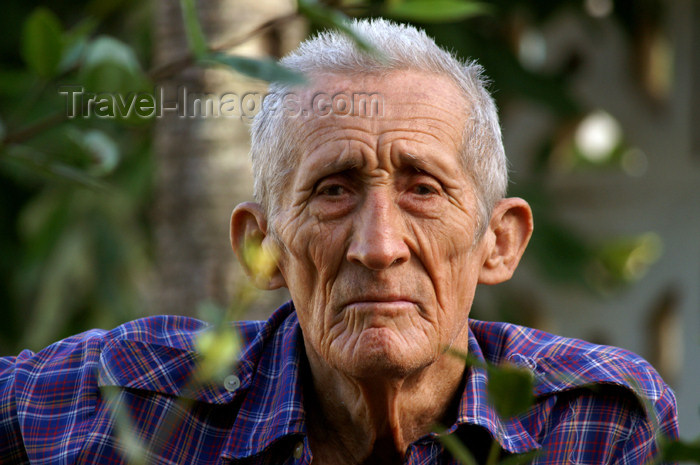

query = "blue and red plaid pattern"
[0, 302, 678, 464]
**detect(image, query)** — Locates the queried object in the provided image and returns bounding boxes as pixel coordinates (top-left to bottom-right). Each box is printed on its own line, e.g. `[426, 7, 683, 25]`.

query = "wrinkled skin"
[231, 70, 533, 464]
[275, 71, 487, 380]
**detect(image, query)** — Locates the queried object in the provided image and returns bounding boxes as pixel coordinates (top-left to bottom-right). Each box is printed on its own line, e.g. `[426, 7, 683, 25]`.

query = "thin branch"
[147, 11, 300, 82]
[211, 11, 299, 53]
[148, 55, 196, 82]
[1, 12, 305, 149]
[1, 112, 67, 147]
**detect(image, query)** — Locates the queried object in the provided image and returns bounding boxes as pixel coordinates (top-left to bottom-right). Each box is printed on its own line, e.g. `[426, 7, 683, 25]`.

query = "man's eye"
[318, 184, 346, 196]
[412, 184, 438, 196]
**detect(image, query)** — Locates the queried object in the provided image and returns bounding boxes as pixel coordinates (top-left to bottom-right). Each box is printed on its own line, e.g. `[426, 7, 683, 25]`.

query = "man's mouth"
[341, 297, 417, 315]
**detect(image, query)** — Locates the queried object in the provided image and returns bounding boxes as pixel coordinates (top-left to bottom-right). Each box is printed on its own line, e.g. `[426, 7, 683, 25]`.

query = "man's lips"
[342, 294, 416, 304]
[341, 298, 417, 314]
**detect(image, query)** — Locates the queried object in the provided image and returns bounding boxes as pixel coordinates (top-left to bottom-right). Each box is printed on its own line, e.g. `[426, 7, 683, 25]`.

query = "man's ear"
[230, 202, 286, 290]
[478, 197, 534, 285]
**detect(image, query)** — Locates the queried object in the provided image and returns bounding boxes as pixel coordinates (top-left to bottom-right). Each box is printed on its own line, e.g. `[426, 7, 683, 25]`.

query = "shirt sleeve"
[614, 383, 679, 465]
[0, 355, 31, 464]
[0, 330, 106, 464]
[532, 384, 679, 465]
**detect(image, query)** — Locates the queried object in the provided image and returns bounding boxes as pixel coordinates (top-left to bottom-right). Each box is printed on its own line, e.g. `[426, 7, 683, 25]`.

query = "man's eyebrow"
[310, 152, 454, 179]
[320, 157, 362, 175]
[397, 152, 436, 173]
[397, 152, 466, 186]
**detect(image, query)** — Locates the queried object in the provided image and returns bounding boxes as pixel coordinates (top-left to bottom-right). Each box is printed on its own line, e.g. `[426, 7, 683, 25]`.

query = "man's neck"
[302, 344, 468, 465]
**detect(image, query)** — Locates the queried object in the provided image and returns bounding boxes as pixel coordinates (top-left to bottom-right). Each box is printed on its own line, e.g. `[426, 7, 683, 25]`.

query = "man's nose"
[346, 190, 410, 270]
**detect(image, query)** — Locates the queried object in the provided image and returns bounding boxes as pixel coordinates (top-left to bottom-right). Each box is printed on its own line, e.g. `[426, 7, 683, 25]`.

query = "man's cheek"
[277, 219, 315, 263]
[411, 222, 461, 271]
[428, 217, 477, 266]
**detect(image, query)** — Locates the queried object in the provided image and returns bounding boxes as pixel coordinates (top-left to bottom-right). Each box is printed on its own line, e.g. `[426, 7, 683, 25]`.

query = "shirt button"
[293, 442, 303, 459]
[224, 374, 240, 392]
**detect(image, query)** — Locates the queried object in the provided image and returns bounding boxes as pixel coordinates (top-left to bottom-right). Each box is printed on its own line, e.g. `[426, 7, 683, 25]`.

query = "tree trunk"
[151, 0, 301, 318]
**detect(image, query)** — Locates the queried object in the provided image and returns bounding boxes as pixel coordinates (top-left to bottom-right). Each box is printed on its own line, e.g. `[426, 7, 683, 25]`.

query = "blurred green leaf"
[59, 18, 99, 72]
[45, 162, 109, 189]
[81, 36, 148, 94]
[100, 387, 149, 465]
[22, 224, 94, 349]
[298, 0, 378, 54]
[15, 191, 72, 304]
[21, 8, 64, 78]
[386, 0, 490, 23]
[659, 437, 700, 462]
[498, 450, 542, 465]
[67, 128, 120, 176]
[194, 301, 240, 383]
[447, 349, 534, 419]
[196, 300, 229, 325]
[594, 232, 663, 286]
[486, 363, 535, 419]
[206, 53, 306, 85]
[180, 0, 207, 58]
[18, 189, 66, 247]
[195, 326, 240, 382]
[6, 146, 108, 189]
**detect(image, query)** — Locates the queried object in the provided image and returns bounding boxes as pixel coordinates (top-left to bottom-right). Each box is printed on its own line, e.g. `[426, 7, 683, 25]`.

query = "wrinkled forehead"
[293, 70, 467, 121]
[284, 70, 469, 159]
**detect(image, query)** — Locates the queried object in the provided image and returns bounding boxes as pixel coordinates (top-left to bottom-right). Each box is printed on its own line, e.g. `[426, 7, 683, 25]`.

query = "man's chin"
[333, 327, 432, 379]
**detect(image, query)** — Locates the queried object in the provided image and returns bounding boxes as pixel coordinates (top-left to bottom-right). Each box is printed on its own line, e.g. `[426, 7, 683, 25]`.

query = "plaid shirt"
[0, 302, 678, 464]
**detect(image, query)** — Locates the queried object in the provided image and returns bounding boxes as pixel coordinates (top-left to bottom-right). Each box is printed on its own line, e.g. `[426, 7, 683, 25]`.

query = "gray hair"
[250, 18, 508, 234]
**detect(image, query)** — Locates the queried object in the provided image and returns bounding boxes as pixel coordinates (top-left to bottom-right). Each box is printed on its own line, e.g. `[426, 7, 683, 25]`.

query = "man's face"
[271, 70, 493, 379]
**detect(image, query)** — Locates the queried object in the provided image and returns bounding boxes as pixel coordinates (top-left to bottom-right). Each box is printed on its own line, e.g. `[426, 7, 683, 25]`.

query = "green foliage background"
[0, 0, 669, 353]
[0, 0, 155, 354]
[1, 0, 698, 461]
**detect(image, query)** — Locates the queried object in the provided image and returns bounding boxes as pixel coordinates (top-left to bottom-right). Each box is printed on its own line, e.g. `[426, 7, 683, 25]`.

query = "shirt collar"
[97, 306, 662, 461]
[96, 304, 306, 462]
[222, 307, 543, 460]
[449, 326, 542, 454]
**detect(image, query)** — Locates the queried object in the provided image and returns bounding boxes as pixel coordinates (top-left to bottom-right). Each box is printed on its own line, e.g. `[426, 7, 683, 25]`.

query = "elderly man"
[0, 19, 678, 465]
